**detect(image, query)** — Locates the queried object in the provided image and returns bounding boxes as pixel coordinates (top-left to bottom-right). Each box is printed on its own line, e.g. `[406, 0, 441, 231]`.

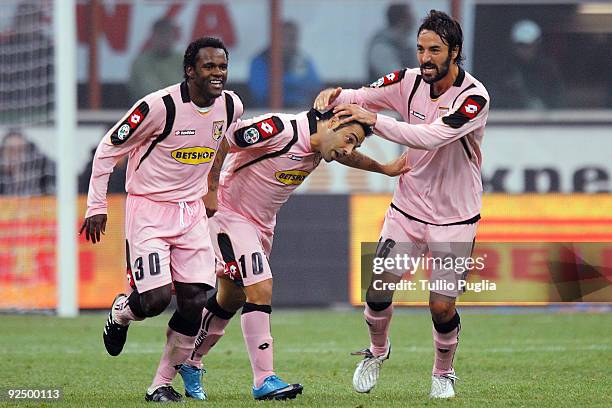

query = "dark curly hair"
[183, 37, 229, 79]
[417, 10, 464, 66]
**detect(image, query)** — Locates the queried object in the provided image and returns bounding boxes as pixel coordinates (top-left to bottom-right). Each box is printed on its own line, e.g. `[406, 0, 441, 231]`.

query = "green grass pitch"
[1, 310, 610, 407]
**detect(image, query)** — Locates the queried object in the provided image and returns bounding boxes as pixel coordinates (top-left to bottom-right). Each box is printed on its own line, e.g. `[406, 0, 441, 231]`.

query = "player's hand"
[333, 104, 377, 126]
[203, 190, 219, 218]
[314, 87, 342, 111]
[383, 151, 411, 177]
[79, 214, 107, 244]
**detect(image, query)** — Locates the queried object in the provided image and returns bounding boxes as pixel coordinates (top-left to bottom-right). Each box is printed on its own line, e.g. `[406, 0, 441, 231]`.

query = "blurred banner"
[350, 194, 612, 305]
[0, 195, 127, 309]
[72, 0, 448, 83]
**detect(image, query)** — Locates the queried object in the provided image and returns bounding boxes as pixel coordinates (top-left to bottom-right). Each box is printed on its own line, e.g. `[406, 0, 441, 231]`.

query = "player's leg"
[179, 213, 246, 399]
[103, 196, 174, 357]
[353, 206, 426, 393]
[427, 224, 478, 399]
[180, 275, 244, 399]
[146, 200, 216, 402]
[241, 276, 302, 400]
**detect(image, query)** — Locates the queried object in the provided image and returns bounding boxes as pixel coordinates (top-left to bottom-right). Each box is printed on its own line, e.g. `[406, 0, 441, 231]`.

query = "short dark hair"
[417, 10, 464, 65]
[183, 37, 229, 79]
[317, 109, 373, 138]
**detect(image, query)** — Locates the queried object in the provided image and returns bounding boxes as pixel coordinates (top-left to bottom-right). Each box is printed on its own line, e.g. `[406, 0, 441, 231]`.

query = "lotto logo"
[461, 98, 481, 119]
[129, 110, 142, 128]
[464, 104, 478, 114]
[256, 118, 278, 138]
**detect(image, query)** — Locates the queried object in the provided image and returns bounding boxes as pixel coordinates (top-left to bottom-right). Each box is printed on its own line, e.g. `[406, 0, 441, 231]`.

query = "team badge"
[212, 121, 224, 141]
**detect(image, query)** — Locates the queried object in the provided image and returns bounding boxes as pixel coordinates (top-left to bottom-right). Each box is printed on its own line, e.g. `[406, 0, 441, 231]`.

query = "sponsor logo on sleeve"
[171, 147, 216, 164]
[461, 97, 482, 119]
[111, 101, 150, 145]
[243, 128, 260, 144]
[275, 170, 310, 186]
[234, 116, 285, 147]
[212, 121, 225, 141]
[441, 95, 488, 129]
[369, 69, 406, 88]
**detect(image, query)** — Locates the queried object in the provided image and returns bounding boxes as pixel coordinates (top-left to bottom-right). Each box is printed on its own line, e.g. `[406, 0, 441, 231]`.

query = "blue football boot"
[178, 364, 207, 400]
[252, 375, 303, 400]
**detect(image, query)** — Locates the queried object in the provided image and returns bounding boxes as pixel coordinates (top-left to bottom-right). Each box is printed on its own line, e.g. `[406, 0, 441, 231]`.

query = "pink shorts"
[378, 205, 478, 298]
[208, 209, 273, 287]
[125, 195, 216, 293]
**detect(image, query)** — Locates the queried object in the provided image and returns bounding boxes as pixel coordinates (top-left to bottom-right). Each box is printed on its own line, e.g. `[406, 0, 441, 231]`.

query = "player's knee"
[140, 287, 172, 317]
[175, 282, 212, 322]
[429, 300, 455, 324]
[216, 278, 246, 313]
[244, 279, 272, 305]
[365, 286, 393, 311]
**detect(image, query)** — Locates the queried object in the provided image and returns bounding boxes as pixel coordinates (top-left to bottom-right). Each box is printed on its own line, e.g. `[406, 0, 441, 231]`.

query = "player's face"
[417, 29, 455, 84]
[189, 47, 228, 99]
[320, 122, 365, 162]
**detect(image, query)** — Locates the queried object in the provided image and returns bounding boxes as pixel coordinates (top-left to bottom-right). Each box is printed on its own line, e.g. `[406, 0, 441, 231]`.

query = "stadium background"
[0, 0, 610, 310]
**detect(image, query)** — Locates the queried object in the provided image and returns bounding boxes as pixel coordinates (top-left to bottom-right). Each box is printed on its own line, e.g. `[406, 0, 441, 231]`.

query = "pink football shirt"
[86, 82, 243, 218]
[334, 68, 489, 224]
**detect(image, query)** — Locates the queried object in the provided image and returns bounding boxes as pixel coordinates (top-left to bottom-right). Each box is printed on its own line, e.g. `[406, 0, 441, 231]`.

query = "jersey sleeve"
[373, 92, 489, 150]
[85, 93, 165, 217]
[225, 113, 292, 153]
[332, 69, 410, 113]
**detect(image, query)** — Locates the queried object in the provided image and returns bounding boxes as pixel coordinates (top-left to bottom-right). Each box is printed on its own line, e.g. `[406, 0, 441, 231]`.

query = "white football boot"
[351, 341, 391, 393]
[429, 371, 458, 398]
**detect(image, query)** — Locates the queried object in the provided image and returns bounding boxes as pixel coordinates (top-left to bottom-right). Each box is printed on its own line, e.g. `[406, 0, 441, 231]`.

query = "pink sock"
[150, 327, 196, 388]
[432, 326, 459, 375]
[185, 308, 232, 369]
[364, 304, 393, 357]
[241, 307, 274, 388]
[114, 295, 143, 326]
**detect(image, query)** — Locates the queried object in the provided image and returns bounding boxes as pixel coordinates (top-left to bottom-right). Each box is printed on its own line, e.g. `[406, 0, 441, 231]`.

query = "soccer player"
[79, 37, 242, 402]
[314, 10, 490, 398]
[176, 109, 410, 400]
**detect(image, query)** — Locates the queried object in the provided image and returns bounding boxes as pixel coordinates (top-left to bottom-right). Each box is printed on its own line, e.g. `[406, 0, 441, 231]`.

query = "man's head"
[314, 111, 372, 162]
[1, 130, 31, 168]
[511, 19, 541, 62]
[387, 3, 414, 35]
[183, 37, 229, 99]
[150, 18, 178, 56]
[416, 10, 463, 84]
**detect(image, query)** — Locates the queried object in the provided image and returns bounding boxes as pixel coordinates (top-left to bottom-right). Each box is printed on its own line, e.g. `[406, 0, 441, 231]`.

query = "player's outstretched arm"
[203, 139, 230, 217]
[335, 150, 410, 177]
[334, 99, 488, 150]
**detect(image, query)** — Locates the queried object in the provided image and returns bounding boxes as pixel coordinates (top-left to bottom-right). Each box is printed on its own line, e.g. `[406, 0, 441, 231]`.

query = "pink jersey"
[335, 68, 489, 224]
[86, 82, 243, 218]
[219, 109, 322, 235]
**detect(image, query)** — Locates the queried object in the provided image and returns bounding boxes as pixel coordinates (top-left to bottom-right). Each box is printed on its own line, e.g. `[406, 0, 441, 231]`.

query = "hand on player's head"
[314, 87, 342, 111]
[333, 104, 377, 127]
